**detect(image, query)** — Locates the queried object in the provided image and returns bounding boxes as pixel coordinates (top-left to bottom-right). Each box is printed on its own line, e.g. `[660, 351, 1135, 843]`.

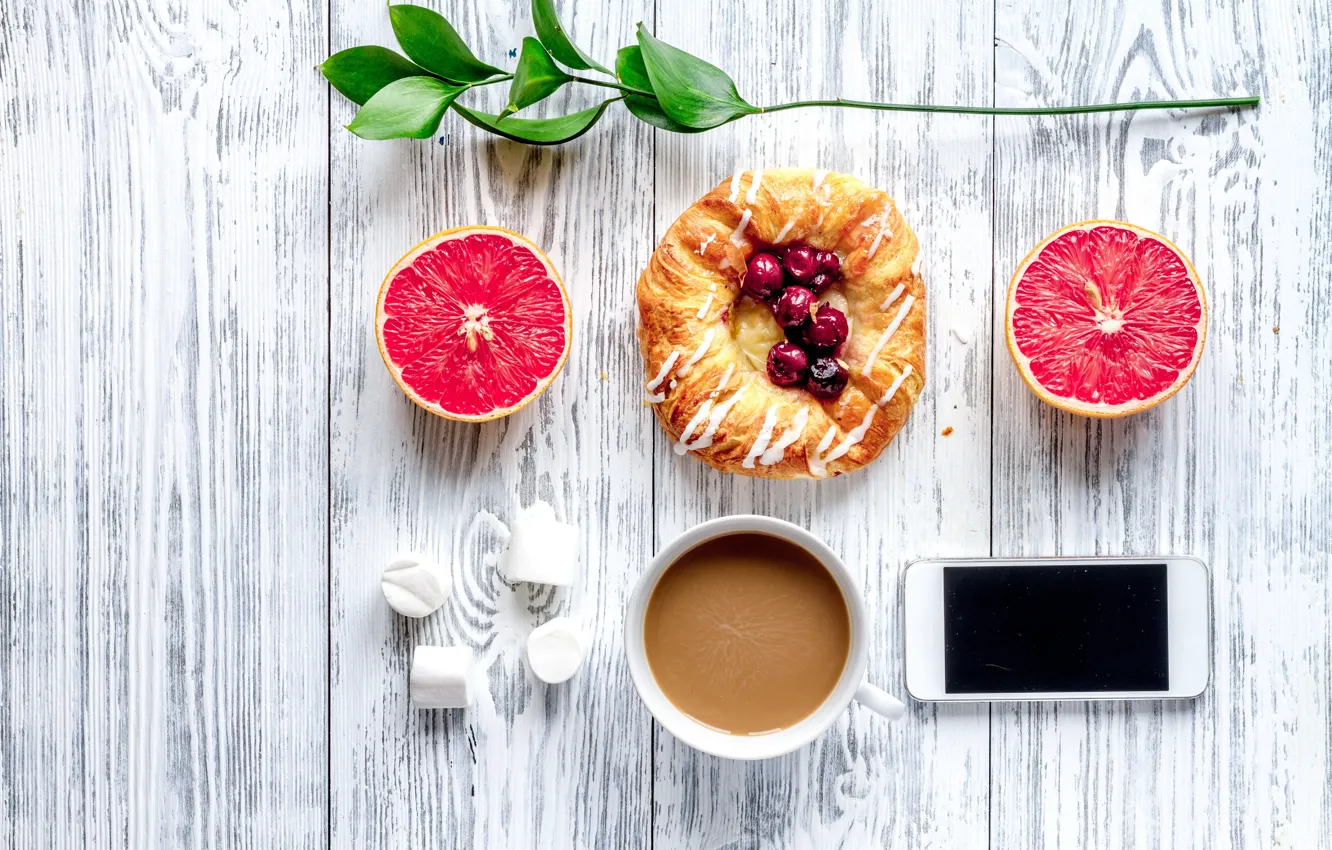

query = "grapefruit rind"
[374, 225, 573, 423]
[1004, 220, 1207, 418]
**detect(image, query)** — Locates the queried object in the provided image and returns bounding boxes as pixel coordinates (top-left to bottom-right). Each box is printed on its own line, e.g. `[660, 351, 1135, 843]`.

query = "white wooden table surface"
[4, 0, 1330, 847]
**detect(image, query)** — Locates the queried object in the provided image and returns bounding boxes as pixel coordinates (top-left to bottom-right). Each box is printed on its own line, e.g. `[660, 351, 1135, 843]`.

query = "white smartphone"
[903, 557, 1210, 701]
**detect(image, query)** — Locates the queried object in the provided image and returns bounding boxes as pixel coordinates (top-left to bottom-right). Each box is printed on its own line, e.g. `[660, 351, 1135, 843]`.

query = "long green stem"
[571, 75, 655, 98]
[472, 73, 515, 88]
[570, 72, 1259, 116]
[762, 95, 1260, 115]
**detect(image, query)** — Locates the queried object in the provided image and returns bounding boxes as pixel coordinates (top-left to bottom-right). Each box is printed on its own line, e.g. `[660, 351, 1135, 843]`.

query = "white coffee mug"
[624, 514, 905, 760]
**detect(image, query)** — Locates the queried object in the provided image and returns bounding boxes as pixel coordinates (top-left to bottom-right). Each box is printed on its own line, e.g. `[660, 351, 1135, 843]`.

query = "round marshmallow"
[526, 616, 587, 684]
[382, 552, 452, 618]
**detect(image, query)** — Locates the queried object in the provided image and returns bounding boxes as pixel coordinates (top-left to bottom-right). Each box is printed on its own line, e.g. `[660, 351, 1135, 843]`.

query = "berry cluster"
[741, 243, 851, 400]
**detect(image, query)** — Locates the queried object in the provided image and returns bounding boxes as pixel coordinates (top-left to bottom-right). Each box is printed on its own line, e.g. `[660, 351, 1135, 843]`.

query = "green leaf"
[389, 4, 504, 83]
[452, 99, 616, 145]
[503, 37, 573, 119]
[320, 46, 432, 106]
[614, 45, 653, 91]
[615, 45, 706, 133]
[346, 76, 464, 139]
[635, 25, 759, 129]
[531, 0, 610, 74]
[623, 93, 711, 134]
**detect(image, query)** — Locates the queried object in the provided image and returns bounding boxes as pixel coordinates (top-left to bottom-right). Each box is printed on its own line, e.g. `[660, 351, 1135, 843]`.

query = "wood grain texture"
[5, 0, 1331, 847]
[650, 2, 993, 847]
[990, 0, 1332, 847]
[0, 0, 330, 846]
[327, 2, 655, 847]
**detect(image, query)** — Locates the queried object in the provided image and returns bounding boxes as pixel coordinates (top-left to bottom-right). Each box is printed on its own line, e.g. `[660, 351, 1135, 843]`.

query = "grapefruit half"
[375, 226, 572, 422]
[1005, 220, 1207, 417]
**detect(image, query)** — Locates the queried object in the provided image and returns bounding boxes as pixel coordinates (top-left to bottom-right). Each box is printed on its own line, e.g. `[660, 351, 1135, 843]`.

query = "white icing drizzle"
[950, 327, 972, 345]
[684, 385, 750, 453]
[676, 384, 751, 454]
[676, 328, 715, 377]
[730, 209, 752, 246]
[911, 254, 922, 276]
[695, 293, 715, 319]
[878, 364, 913, 407]
[878, 283, 906, 311]
[759, 406, 810, 466]
[728, 170, 743, 203]
[811, 406, 877, 476]
[867, 217, 894, 259]
[697, 233, 716, 255]
[807, 365, 914, 476]
[709, 364, 735, 398]
[669, 379, 677, 388]
[708, 282, 717, 291]
[774, 216, 797, 244]
[644, 349, 681, 397]
[807, 425, 839, 477]
[745, 169, 764, 205]
[815, 423, 837, 453]
[743, 406, 779, 468]
[675, 400, 714, 450]
[718, 257, 732, 270]
[861, 294, 916, 376]
[806, 172, 833, 227]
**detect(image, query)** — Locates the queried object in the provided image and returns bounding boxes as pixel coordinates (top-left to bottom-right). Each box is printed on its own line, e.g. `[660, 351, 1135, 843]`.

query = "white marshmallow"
[525, 617, 587, 684]
[410, 645, 476, 709]
[498, 500, 579, 586]
[381, 552, 452, 618]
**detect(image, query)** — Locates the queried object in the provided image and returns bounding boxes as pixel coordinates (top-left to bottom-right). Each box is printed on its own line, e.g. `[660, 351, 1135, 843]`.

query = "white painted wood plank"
[0, 0, 330, 846]
[5, 0, 1327, 845]
[650, 2, 993, 847]
[327, 2, 655, 847]
[990, 0, 1332, 847]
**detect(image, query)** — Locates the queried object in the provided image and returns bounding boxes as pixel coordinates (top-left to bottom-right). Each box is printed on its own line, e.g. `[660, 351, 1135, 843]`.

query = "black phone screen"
[943, 563, 1169, 693]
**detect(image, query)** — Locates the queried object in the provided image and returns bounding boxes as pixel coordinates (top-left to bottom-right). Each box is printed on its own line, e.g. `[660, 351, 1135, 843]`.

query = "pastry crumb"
[1272, 326, 1280, 334]
[941, 426, 954, 437]
[599, 370, 609, 381]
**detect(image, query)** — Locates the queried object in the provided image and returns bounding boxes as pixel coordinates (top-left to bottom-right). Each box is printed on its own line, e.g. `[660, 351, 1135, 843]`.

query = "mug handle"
[855, 681, 906, 721]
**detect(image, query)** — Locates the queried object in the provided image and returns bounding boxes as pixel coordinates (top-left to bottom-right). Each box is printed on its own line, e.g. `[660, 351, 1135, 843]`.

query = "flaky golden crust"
[636, 169, 925, 479]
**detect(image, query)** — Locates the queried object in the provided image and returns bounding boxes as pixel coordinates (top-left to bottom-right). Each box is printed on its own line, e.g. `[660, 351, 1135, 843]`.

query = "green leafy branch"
[320, 0, 1261, 145]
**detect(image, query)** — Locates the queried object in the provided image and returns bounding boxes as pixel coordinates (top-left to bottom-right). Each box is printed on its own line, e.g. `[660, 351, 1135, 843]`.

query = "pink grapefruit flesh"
[376, 226, 572, 421]
[1006, 221, 1207, 417]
